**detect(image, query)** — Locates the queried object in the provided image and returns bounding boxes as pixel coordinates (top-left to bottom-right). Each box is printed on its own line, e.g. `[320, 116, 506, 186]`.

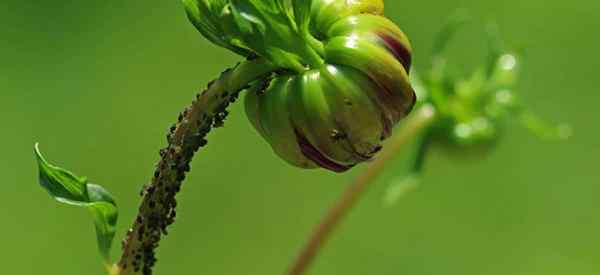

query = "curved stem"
[286, 105, 438, 275]
[114, 58, 276, 275]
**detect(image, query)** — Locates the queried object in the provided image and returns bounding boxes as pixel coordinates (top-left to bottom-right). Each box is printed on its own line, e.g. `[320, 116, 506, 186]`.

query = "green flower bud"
[185, 0, 415, 172]
[428, 52, 521, 151]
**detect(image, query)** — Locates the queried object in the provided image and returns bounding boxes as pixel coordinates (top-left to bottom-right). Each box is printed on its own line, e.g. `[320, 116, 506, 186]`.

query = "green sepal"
[184, 0, 324, 71]
[182, 0, 253, 56]
[292, 0, 312, 30]
[34, 144, 118, 263]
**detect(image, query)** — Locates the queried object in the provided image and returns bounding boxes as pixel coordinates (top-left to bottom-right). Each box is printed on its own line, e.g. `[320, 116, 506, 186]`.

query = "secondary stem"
[286, 105, 437, 275]
[115, 58, 276, 275]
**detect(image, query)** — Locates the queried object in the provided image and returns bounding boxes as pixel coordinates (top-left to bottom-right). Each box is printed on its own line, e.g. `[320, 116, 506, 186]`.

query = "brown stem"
[286, 105, 437, 275]
[114, 58, 275, 275]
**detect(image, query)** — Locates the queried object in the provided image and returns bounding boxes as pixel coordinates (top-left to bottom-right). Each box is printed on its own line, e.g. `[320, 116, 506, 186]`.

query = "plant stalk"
[114, 58, 276, 275]
[286, 104, 437, 275]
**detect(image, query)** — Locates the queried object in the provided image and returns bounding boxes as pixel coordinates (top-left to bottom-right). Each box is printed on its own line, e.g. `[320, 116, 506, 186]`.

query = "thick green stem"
[287, 105, 438, 275]
[114, 58, 276, 275]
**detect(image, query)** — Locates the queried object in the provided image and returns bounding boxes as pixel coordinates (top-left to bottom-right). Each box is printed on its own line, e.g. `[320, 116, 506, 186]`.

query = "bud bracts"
[185, 0, 415, 172]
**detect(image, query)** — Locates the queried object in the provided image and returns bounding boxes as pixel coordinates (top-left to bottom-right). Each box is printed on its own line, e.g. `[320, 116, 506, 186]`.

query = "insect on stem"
[115, 58, 277, 275]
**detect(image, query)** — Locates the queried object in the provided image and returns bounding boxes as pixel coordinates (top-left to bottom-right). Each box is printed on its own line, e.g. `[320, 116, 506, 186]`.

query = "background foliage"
[1, 0, 598, 274]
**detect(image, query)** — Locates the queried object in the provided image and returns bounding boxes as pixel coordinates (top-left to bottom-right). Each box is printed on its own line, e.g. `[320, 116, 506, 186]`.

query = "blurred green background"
[1, 0, 598, 274]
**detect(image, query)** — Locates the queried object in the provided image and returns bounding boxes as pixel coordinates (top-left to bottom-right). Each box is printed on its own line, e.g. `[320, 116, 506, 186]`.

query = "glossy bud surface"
[185, 0, 416, 172]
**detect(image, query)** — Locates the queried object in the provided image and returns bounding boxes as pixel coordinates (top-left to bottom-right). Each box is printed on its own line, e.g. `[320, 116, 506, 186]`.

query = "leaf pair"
[35, 144, 118, 264]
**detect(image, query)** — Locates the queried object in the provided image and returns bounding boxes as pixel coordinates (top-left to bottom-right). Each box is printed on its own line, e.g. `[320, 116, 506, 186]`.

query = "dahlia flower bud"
[184, 0, 416, 172]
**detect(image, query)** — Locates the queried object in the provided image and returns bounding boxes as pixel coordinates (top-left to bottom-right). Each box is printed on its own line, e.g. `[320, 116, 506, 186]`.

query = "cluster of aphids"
[124, 62, 262, 274]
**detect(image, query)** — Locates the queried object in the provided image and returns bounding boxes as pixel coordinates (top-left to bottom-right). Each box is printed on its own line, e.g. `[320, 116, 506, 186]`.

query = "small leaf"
[35, 146, 88, 205]
[517, 111, 573, 141]
[182, 0, 253, 57]
[230, 1, 263, 34]
[292, 0, 312, 30]
[34, 144, 118, 263]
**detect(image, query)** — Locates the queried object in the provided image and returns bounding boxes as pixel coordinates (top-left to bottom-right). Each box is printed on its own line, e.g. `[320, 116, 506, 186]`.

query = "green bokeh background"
[1, 1, 598, 274]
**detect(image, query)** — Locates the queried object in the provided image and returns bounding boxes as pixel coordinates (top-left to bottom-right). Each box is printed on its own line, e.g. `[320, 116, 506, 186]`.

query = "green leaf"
[230, 1, 267, 35]
[34, 144, 118, 263]
[182, 0, 253, 57]
[292, 0, 312, 30]
[517, 110, 573, 141]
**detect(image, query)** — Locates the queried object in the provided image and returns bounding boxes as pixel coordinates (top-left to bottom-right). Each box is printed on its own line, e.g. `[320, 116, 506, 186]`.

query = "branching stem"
[286, 105, 438, 275]
[114, 58, 276, 275]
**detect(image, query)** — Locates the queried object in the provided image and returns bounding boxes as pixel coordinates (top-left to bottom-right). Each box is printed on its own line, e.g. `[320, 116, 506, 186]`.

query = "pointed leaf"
[34, 144, 118, 263]
[35, 145, 88, 205]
